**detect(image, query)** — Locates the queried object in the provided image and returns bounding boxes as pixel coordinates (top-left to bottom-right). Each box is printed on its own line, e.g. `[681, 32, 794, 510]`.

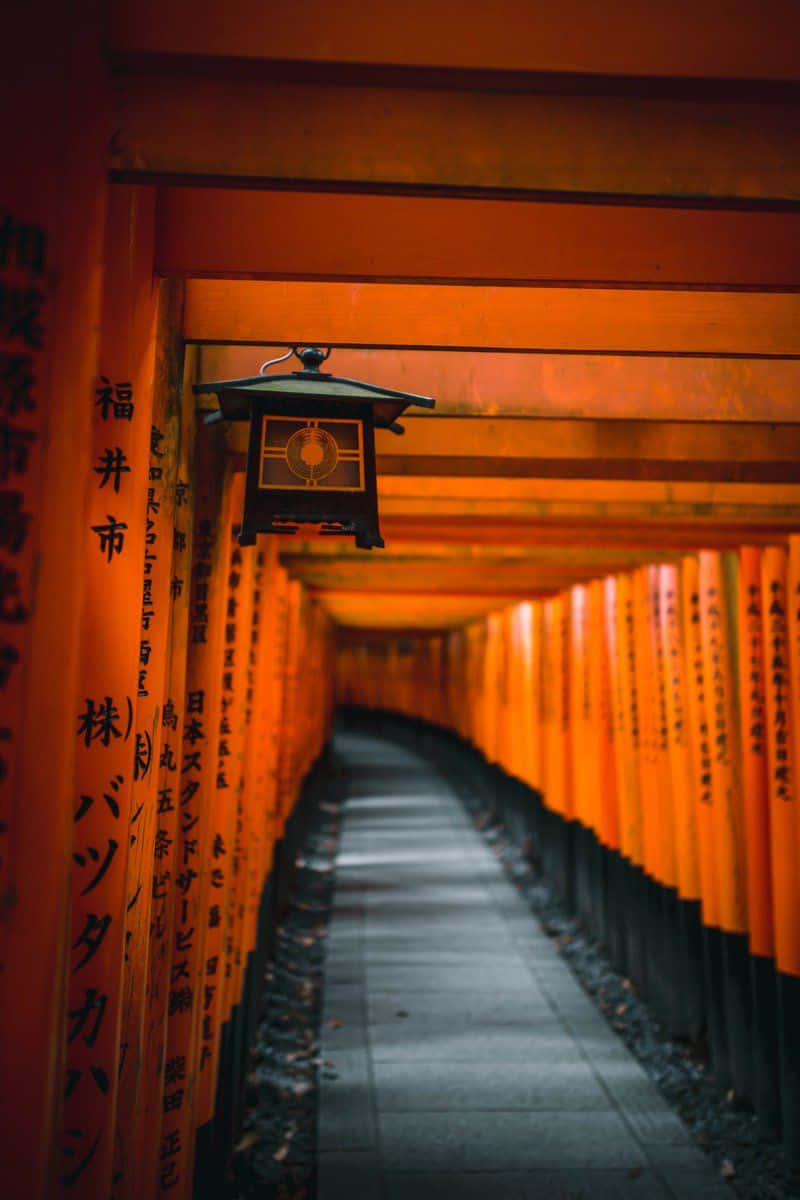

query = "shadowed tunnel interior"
[316, 730, 732, 1199]
[4, 2, 800, 1198]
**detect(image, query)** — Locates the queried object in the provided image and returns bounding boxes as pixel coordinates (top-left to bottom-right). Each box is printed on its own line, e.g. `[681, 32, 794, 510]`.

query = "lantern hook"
[258, 347, 295, 375]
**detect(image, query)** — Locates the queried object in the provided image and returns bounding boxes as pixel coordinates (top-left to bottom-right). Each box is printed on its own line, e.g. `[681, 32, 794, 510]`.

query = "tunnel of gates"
[6, 0, 800, 1198]
[337, 549, 800, 1153]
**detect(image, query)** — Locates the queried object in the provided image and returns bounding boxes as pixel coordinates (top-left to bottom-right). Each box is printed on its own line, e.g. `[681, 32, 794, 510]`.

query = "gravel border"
[229, 772, 343, 1200]
[467, 802, 800, 1200]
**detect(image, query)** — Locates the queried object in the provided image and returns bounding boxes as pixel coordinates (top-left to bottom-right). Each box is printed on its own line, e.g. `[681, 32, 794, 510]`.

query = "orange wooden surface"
[62, 184, 158, 1199]
[569, 587, 592, 829]
[184, 279, 800, 357]
[590, 581, 619, 850]
[763, 546, 800, 976]
[196, 475, 254, 1122]
[111, 0, 800, 81]
[697, 551, 748, 936]
[482, 613, 502, 766]
[0, 8, 110, 1195]
[116, 281, 180, 1200]
[682, 557, 721, 928]
[658, 565, 701, 902]
[157, 186, 800, 289]
[737, 547, 774, 959]
[116, 75, 800, 205]
[788, 536, 800, 971]
[632, 568, 660, 881]
[157, 444, 232, 1199]
[203, 345, 800, 424]
[648, 566, 677, 889]
[614, 573, 644, 865]
[137, 348, 196, 1199]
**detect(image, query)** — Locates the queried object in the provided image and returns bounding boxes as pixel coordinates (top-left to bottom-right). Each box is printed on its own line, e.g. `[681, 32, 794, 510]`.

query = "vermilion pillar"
[61, 184, 158, 1199]
[1, 6, 109, 1196]
[158, 428, 232, 1199]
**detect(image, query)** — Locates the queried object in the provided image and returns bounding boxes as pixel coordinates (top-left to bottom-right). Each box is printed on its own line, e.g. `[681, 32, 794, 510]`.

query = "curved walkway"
[317, 732, 732, 1200]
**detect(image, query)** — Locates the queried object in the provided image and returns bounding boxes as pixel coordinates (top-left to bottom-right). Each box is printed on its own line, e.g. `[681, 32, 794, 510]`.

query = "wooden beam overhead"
[157, 186, 800, 288]
[184, 280, 800, 357]
[283, 559, 675, 594]
[222, 414, 800, 484]
[113, 77, 800, 204]
[377, 515, 800, 550]
[199, 345, 800, 424]
[112, 0, 800, 83]
[312, 588, 518, 630]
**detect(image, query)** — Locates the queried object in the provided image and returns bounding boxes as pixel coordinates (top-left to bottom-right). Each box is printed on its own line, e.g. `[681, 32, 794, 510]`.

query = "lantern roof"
[195, 346, 435, 434]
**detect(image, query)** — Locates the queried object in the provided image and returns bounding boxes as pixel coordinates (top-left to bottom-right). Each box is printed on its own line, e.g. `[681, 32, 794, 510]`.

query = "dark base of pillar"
[722, 930, 754, 1103]
[626, 864, 648, 996]
[778, 971, 800, 1168]
[702, 924, 731, 1091]
[750, 953, 782, 1137]
[677, 897, 705, 1043]
[193, 1120, 218, 1200]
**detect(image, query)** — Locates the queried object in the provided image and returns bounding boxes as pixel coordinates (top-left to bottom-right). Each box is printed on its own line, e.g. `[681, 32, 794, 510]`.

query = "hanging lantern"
[195, 347, 434, 549]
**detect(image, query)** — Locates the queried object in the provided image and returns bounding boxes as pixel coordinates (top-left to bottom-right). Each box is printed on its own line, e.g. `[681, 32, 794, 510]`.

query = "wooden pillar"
[589, 580, 618, 853]
[157, 425, 232, 1199]
[61, 184, 158, 1199]
[762, 547, 800, 979]
[136, 343, 196, 1199]
[697, 552, 748, 941]
[612, 574, 643, 868]
[111, 278, 184, 1199]
[569, 586, 592, 831]
[658, 565, 701, 908]
[0, 4, 109, 1195]
[196, 474, 255, 1126]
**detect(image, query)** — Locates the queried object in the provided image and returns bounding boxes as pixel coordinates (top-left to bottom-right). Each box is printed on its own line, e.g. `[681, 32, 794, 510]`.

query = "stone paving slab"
[377, 1110, 645, 1171]
[317, 733, 731, 1200]
[372, 1059, 613, 1112]
[383, 1169, 675, 1200]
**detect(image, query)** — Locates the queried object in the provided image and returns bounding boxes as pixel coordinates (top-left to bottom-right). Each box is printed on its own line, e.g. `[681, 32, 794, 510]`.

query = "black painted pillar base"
[703, 925, 731, 1090]
[677, 898, 705, 1044]
[721, 930, 755, 1103]
[750, 954, 782, 1137]
[626, 864, 648, 996]
[660, 886, 684, 1036]
[778, 971, 800, 1168]
[193, 1120, 219, 1200]
[605, 851, 628, 975]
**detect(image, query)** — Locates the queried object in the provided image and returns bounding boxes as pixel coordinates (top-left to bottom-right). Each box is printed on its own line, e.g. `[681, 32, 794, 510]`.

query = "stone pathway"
[317, 732, 733, 1200]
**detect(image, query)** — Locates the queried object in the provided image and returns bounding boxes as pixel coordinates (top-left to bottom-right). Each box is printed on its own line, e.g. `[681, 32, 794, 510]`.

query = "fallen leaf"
[328, 1016, 342, 1029]
[233, 1130, 259, 1154]
[628, 1165, 643, 1179]
[720, 1159, 736, 1179]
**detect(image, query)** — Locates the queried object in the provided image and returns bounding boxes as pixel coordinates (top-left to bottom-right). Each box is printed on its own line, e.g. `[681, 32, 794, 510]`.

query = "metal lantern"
[195, 347, 434, 549]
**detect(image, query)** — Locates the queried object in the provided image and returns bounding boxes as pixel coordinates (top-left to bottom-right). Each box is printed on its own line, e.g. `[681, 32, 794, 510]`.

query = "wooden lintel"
[378, 516, 798, 550]
[375, 455, 800, 484]
[184, 280, 800, 357]
[223, 414, 800, 483]
[156, 186, 800, 288]
[114, 75, 800, 204]
[111, 0, 800, 84]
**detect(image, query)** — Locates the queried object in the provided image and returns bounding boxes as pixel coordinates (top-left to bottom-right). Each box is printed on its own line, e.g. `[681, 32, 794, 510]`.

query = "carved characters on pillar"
[0, 212, 45, 917]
